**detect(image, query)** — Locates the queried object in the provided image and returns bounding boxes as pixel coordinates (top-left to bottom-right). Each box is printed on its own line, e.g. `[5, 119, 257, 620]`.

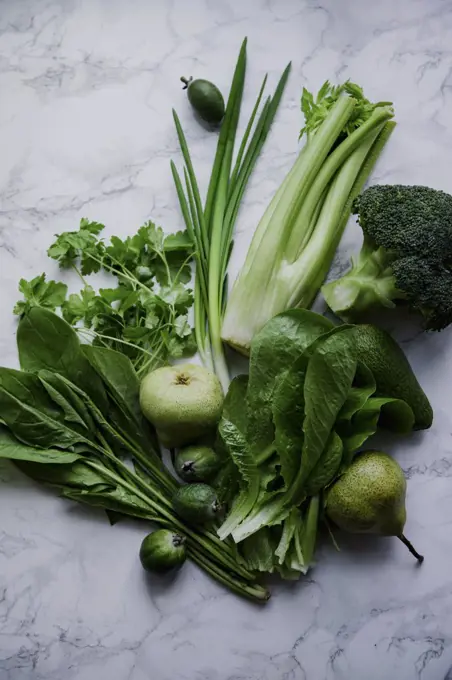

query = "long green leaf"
[204, 37, 248, 230]
[293, 328, 357, 498]
[229, 74, 268, 193]
[217, 418, 260, 540]
[0, 368, 98, 452]
[0, 425, 80, 464]
[17, 308, 108, 411]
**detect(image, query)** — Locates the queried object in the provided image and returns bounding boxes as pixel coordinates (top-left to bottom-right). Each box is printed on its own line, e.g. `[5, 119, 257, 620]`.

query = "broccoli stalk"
[322, 185, 452, 331]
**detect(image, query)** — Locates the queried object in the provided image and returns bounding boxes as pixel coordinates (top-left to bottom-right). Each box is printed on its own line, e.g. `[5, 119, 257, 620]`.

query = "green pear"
[326, 450, 424, 562]
[139, 363, 223, 448]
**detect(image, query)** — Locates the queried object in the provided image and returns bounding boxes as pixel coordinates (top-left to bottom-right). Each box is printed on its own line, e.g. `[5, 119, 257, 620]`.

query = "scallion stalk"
[171, 39, 291, 390]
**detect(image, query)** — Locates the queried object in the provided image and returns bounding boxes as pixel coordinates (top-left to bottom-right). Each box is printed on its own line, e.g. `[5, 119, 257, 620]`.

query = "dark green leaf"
[272, 358, 309, 488]
[39, 373, 90, 430]
[17, 308, 108, 412]
[0, 425, 80, 464]
[62, 487, 155, 521]
[16, 459, 112, 489]
[0, 368, 98, 453]
[81, 345, 160, 456]
[305, 431, 343, 496]
[246, 309, 334, 456]
[217, 419, 261, 540]
[223, 375, 249, 435]
[38, 369, 95, 429]
[295, 328, 357, 495]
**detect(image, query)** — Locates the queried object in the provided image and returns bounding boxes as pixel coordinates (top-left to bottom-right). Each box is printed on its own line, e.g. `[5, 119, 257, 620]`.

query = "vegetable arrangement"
[214, 310, 427, 575]
[1, 307, 267, 601]
[2, 36, 450, 603]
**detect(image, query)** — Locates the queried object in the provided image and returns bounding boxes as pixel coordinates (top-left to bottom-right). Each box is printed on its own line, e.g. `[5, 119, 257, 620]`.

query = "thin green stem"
[172, 110, 209, 256]
[229, 73, 268, 194]
[78, 330, 155, 359]
[204, 38, 248, 231]
[188, 548, 269, 602]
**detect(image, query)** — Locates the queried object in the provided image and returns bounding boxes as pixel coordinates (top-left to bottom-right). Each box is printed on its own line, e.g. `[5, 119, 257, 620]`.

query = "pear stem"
[398, 534, 424, 563]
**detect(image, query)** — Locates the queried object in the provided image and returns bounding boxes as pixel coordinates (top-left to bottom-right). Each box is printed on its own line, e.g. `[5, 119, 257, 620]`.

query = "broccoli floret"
[322, 184, 452, 330]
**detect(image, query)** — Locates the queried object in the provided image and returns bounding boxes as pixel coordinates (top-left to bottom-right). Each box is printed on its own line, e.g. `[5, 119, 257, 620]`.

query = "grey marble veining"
[1, 1, 452, 678]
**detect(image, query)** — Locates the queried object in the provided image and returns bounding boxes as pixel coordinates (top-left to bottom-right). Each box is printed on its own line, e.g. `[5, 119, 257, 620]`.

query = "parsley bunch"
[14, 219, 196, 376]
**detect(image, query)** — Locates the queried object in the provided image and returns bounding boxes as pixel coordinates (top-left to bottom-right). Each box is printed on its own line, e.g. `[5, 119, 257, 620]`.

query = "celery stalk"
[222, 83, 395, 355]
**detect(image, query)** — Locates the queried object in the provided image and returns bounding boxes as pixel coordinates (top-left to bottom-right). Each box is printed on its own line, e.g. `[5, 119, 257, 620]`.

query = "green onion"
[172, 38, 291, 390]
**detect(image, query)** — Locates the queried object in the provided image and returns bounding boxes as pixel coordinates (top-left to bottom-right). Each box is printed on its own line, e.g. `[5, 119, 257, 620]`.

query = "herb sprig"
[14, 219, 196, 376]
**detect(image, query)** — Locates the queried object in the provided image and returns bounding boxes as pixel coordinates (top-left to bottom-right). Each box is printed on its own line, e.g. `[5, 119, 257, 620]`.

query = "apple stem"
[398, 534, 424, 563]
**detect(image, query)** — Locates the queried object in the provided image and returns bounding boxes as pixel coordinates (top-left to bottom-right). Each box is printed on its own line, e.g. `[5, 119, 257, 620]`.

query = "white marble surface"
[1, 0, 452, 678]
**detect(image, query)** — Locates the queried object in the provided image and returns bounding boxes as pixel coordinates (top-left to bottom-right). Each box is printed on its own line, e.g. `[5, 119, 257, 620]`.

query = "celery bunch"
[222, 82, 395, 354]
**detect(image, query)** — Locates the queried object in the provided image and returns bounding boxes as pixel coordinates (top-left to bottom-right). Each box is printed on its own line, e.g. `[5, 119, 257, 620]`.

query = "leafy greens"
[14, 219, 196, 377]
[216, 310, 418, 578]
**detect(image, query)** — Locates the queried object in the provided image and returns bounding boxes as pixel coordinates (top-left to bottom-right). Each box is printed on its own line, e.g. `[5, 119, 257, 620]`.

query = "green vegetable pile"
[2, 35, 449, 603]
[0, 307, 267, 601]
[214, 309, 430, 576]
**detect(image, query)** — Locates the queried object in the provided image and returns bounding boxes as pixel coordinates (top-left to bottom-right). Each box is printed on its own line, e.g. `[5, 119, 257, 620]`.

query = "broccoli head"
[322, 184, 452, 330]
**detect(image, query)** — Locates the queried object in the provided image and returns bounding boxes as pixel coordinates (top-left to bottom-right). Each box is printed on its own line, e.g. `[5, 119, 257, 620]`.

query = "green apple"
[139, 363, 224, 448]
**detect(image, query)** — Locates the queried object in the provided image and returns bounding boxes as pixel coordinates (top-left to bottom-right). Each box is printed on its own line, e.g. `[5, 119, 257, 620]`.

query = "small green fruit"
[139, 363, 223, 448]
[173, 483, 222, 525]
[181, 76, 225, 125]
[175, 445, 221, 483]
[139, 529, 186, 573]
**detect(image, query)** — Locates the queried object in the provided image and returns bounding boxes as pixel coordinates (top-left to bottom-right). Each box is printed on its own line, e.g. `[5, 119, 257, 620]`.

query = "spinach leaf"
[0, 426, 80, 464]
[16, 459, 112, 489]
[82, 344, 159, 454]
[17, 308, 108, 411]
[82, 345, 142, 425]
[39, 373, 90, 431]
[38, 370, 95, 430]
[246, 309, 334, 455]
[62, 486, 155, 521]
[0, 368, 98, 453]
